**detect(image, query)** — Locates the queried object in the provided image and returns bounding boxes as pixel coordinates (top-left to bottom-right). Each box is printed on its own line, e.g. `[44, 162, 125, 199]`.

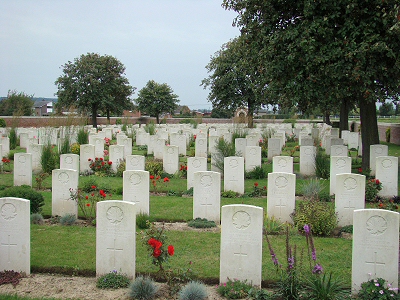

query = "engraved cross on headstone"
[343, 198, 355, 211]
[1, 234, 17, 263]
[365, 251, 385, 277]
[275, 197, 287, 215]
[107, 237, 123, 269]
[233, 244, 248, 272]
[200, 193, 213, 216]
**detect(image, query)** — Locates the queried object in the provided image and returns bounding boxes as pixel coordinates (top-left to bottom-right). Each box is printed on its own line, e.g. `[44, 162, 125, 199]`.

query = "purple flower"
[304, 224, 310, 234]
[312, 263, 323, 274]
[288, 256, 295, 269]
[312, 249, 317, 261]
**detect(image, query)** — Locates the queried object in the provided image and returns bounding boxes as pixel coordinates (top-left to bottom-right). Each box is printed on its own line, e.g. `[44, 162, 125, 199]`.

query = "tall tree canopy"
[0, 90, 34, 116]
[55, 53, 134, 127]
[223, 0, 400, 169]
[135, 80, 179, 124]
[201, 36, 269, 128]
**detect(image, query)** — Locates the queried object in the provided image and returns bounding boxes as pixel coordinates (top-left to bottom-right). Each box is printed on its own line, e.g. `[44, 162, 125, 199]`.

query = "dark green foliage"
[245, 166, 266, 179]
[59, 136, 71, 155]
[187, 218, 216, 228]
[304, 272, 348, 300]
[221, 190, 238, 198]
[211, 137, 236, 172]
[315, 150, 330, 179]
[81, 178, 98, 192]
[183, 187, 194, 196]
[77, 128, 88, 145]
[179, 281, 208, 300]
[96, 271, 130, 289]
[129, 276, 159, 300]
[145, 159, 163, 177]
[137, 212, 151, 229]
[0, 118, 6, 127]
[41, 143, 58, 174]
[340, 225, 353, 234]
[318, 191, 333, 202]
[0, 90, 34, 116]
[248, 287, 272, 300]
[59, 213, 77, 226]
[291, 201, 338, 236]
[0, 185, 44, 213]
[357, 277, 400, 299]
[9, 127, 17, 150]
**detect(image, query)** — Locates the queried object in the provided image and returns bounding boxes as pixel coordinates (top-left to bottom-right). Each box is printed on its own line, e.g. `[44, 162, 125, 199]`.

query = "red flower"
[153, 248, 161, 258]
[95, 157, 98, 161]
[85, 196, 89, 200]
[86, 203, 90, 207]
[88, 158, 92, 161]
[193, 135, 197, 139]
[263, 186, 267, 190]
[164, 177, 170, 182]
[375, 179, 380, 185]
[101, 161, 105, 166]
[168, 245, 174, 256]
[108, 161, 112, 165]
[91, 185, 96, 189]
[254, 182, 259, 187]
[378, 203, 383, 207]
[358, 168, 362, 173]
[100, 157, 104, 161]
[156, 175, 161, 180]
[150, 175, 154, 179]
[148, 238, 162, 249]
[91, 193, 94, 196]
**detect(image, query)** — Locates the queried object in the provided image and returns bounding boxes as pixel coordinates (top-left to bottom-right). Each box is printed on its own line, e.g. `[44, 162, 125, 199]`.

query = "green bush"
[245, 166, 266, 179]
[137, 212, 151, 229]
[183, 187, 194, 196]
[179, 281, 208, 300]
[0, 118, 6, 127]
[340, 225, 353, 234]
[301, 179, 326, 201]
[211, 137, 236, 173]
[30, 213, 44, 225]
[59, 136, 71, 155]
[0, 185, 45, 213]
[59, 213, 77, 226]
[357, 277, 400, 299]
[217, 278, 253, 299]
[41, 143, 58, 173]
[115, 118, 122, 125]
[129, 276, 159, 300]
[291, 200, 338, 236]
[187, 218, 216, 228]
[221, 190, 238, 198]
[9, 127, 17, 150]
[145, 159, 163, 177]
[77, 127, 88, 145]
[315, 150, 330, 179]
[96, 271, 130, 289]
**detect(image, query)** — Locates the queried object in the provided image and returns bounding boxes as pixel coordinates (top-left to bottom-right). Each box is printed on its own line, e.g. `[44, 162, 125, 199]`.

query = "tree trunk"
[156, 115, 160, 124]
[247, 112, 254, 128]
[91, 106, 98, 128]
[339, 98, 349, 133]
[323, 111, 331, 125]
[106, 109, 110, 124]
[359, 99, 379, 171]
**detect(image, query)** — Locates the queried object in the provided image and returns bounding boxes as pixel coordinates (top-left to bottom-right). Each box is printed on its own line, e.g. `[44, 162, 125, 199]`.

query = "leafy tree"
[379, 102, 395, 116]
[0, 90, 34, 116]
[55, 53, 134, 127]
[201, 36, 269, 128]
[135, 80, 179, 124]
[223, 0, 400, 169]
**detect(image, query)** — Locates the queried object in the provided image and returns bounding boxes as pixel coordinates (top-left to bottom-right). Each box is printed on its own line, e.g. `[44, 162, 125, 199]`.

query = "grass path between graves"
[30, 224, 353, 285]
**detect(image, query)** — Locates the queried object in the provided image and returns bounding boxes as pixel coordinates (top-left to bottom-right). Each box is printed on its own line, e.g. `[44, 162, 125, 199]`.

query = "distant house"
[34, 100, 53, 116]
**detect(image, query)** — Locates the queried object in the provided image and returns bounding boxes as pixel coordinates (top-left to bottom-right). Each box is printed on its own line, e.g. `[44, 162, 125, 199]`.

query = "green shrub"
[291, 200, 338, 236]
[365, 178, 382, 202]
[221, 190, 238, 198]
[59, 213, 77, 226]
[137, 212, 151, 229]
[264, 215, 284, 235]
[187, 218, 216, 228]
[137, 145, 148, 151]
[96, 271, 130, 289]
[304, 272, 348, 300]
[115, 159, 126, 177]
[70, 143, 80, 155]
[179, 281, 208, 300]
[385, 127, 391, 143]
[115, 118, 122, 125]
[245, 166, 266, 179]
[129, 276, 159, 300]
[357, 277, 400, 299]
[315, 150, 330, 179]
[0, 118, 6, 127]
[302, 179, 326, 201]
[145, 159, 163, 177]
[77, 127, 88, 145]
[144, 122, 156, 135]
[9, 127, 17, 150]
[183, 187, 194, 196]
[340, 225, 353, 234]
[211, 137, 236, 173]
[0, 185, 44, 213]
[41, 143, 58, 173]
[59, 136, 71, 155]
[30, 213, 44, 225]
[81, 178, 98, 193]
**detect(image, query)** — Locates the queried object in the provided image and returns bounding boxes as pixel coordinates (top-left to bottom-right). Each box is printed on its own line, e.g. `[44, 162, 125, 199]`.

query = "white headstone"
[272, 156, 293, 173]
[208, 136, 219, 156]
[123, 170, 149, 214]
[220, 204, 263, 286]
[330, 145, 348, 157]
[154, 139, 166, 160]
[341, 130, 350, 145]
[235, 138, 246, 157]
[28, 143, 43, 172]
[245, 146, 261, 172]
[267, 172, 296, 223]
[126, 155, 145, 171]
[187, 157, 207, 190]
[0, 197, 30, 274]
[335, 174, 365, 226]
[299, 146, 316, 176]
[376, 156, 398, 197]
[195, 138, 208, 158]
[224, 157, 244, 194]
[163, 146, 179, 174]
[52, 169, 79, 217]
[122, 137, 132, 158]
[14, 153, 32, 186]
[369, 145, 388, 176]
[267, 138, 281, 161]
[96, 200, 136, 279]
[109, 145, 125, 172]
[170, 133, 186, 156]
[347, 132, 359, 150]
[193, 171, 221, 223]
[329, 156, 352, 195]
[80, 144, 95, 173]
[60, 154, 80, 172]
[0, 137, 10, 157]
[351, 209, 399, 294]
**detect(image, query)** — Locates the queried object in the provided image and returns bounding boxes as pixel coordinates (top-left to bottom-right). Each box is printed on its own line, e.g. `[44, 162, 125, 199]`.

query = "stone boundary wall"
[1, 116, 399, 145]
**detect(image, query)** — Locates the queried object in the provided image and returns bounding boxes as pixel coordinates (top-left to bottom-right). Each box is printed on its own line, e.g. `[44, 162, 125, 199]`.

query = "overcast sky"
[0, 0, 239, 110]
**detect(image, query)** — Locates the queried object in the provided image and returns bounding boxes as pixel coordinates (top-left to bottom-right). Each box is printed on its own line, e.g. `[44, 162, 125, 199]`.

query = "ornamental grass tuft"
[128, 276, 159, 300]
[179, 281, 208, 300]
